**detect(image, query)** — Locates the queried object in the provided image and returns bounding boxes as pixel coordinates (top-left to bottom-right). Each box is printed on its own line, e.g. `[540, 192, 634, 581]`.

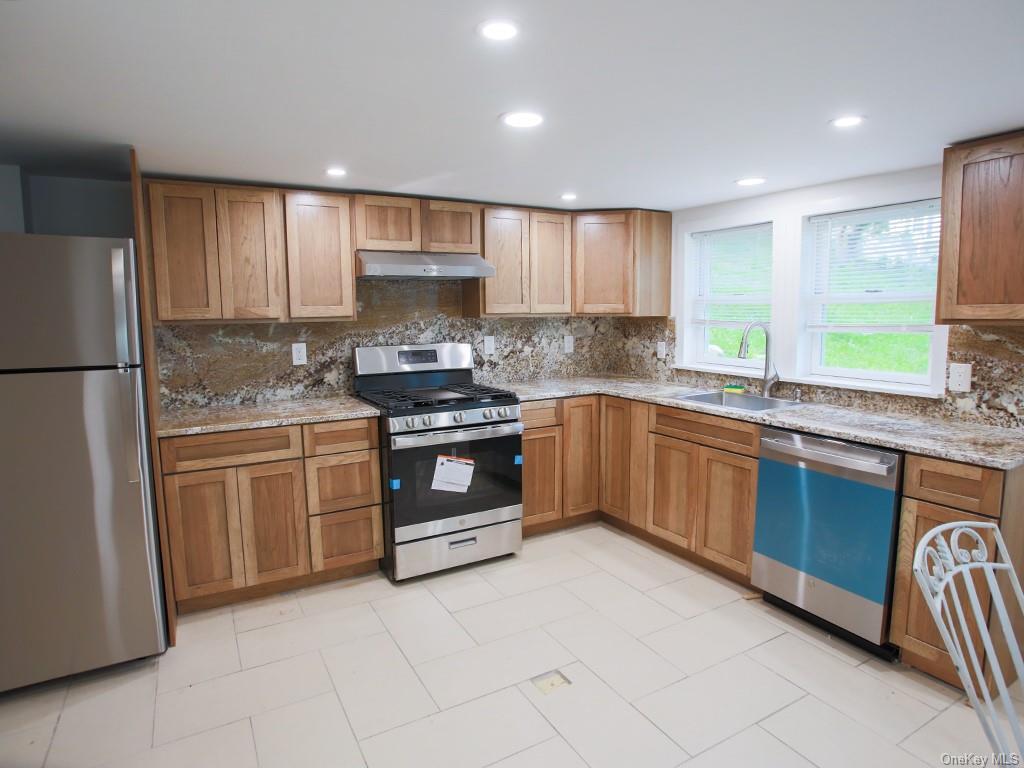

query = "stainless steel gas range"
[354, 343, 523, 580]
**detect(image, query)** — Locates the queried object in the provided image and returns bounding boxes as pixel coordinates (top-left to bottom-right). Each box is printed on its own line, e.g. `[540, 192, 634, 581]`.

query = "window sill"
[674, 360, 767, 379]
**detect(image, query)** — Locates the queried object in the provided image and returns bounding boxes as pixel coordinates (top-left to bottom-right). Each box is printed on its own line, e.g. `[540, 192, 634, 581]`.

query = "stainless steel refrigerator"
[0, 232, 167, 693]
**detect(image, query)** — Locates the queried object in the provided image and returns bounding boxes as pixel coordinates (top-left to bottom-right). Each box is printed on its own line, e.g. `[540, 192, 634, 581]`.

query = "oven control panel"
[388, 404, 521, 435]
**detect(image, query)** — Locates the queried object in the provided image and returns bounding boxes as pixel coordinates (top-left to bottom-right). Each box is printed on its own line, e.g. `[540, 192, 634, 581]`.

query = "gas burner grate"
[359, 384, 517, 411]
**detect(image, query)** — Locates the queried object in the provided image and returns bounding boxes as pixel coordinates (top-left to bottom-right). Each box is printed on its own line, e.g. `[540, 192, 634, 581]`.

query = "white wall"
[0, 165, 24, 232]
[671, 165, 946, 396]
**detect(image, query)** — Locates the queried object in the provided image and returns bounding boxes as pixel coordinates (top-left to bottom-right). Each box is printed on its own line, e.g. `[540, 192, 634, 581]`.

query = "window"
[805, 199, 946, 388]
[690, 223, 772, 367]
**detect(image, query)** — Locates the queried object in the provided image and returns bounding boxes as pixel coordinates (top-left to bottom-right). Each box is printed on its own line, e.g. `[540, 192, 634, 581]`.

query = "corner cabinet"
[937, 129, 1024, 323]
[284, 192, 355, 319]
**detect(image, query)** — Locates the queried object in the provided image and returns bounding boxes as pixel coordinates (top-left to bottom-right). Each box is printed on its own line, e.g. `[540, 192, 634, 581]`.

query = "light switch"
[948, 362, 972, 392]
[483, 335, 496, 355]
[564, 335, 574, 354]
[656, 341, 667, 359]
[292, 342, 307, 366]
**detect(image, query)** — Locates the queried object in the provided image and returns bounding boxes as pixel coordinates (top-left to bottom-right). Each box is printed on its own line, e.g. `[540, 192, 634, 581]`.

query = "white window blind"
[691, 222, 772, 365]
[806, 199, 942, 383]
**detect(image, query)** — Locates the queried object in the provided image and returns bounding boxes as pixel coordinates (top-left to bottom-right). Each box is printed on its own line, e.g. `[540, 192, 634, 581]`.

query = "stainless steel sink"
[676, 391, 800, 412]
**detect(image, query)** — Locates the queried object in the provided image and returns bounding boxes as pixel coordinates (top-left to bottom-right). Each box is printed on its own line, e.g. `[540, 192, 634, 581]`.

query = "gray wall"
[0, 165, 25, 232]
[25, 175, 132, 237]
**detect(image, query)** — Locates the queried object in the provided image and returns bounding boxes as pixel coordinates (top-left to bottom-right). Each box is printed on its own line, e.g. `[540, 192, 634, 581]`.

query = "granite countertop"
[156, 376, 1024, 470]
[157, 395, 379, 438]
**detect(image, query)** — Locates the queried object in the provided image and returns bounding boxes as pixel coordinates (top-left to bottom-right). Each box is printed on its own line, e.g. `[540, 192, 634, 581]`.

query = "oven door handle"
[391, 422, 524, 450]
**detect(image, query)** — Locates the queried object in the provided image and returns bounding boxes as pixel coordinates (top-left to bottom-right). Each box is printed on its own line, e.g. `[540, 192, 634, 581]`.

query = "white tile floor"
[1, 522, 1020, 768]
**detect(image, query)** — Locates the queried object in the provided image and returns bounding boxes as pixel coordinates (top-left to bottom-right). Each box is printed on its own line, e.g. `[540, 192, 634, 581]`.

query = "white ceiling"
[2, 0, 1023, 210]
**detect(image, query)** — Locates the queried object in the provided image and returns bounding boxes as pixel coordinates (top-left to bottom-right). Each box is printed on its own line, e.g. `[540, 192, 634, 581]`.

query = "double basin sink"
[675, 390, 800, 413]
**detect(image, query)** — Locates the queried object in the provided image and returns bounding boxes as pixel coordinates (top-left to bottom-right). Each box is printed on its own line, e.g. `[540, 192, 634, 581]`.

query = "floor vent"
[531, 669, 571, 694]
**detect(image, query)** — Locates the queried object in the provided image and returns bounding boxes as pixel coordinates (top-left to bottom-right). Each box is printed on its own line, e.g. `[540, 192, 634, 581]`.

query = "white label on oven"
[431, 455, 475, 493]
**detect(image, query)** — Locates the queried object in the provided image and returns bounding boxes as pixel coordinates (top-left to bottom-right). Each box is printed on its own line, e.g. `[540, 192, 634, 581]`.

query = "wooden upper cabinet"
[937, 130, 1024, 323]
[600, 397, 631, 521]
[522, 425, 563, 528]
[646, 433, 700, 549]
[354, 195, 421, 250]
[149, 183, 222, 320]
[284, 192, 355, 319]
[421, 200, 481, 253]
[562, 396, 600, 516]
[574, 212, 633, 314]
[632, 211, 672, 317]
[481, 208, 531, 314]
[236, 460, 310, 585]
[530, 212, 572, 314]
[694, 445, 757, 576]
[163, 468, 245, 599]
[215, 188, 287, 320]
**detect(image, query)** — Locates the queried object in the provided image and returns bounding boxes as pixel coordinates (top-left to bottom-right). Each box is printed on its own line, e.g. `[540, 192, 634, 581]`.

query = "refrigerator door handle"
[110, 246, 129, 364]
[119, 367, 141, 484]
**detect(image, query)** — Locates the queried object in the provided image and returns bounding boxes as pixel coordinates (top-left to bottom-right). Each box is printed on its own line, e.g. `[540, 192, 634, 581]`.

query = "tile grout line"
[511, 677, 595, 768]
[318, 648, 371, 768]
[753, 709, 829, 768]
[39, 682, 70, 768]
[248, 716, 261, 768]
[365, 598, 445, 714]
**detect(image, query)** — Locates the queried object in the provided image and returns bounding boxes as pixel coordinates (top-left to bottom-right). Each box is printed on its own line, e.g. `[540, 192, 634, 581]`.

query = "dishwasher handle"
[761, 436, 897, 477]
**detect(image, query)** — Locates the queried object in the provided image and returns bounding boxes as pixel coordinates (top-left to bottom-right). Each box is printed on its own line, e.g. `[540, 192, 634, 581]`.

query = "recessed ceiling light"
[479, 19, 518, 41]
[736, 177, 766, 187]
[502, 112, 543, 128]
[560, 192, 577, 201]
[325, 166, 347, 177]
[831, 115, 864, 128]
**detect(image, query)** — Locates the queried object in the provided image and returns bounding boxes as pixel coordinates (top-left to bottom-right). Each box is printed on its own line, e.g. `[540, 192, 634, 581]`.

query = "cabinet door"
[310, 505, 384, 571]
[422, 200, 481, 253]
[482, 208, 531, 314]
[889, 499, 995, 687]
[599, 397, 630, 520]
[695, 446, 758, 576]
[574, 212, 633, 314]
[632, 210, 672, 317]
[149, 183, 222, 320]
[938, 131, 1024, 323]
[522, 425, 563, 528]
[236, 460, 310, 586]
[305, 449, 382, 515]
[284, 192, 355, 319]
[163, 468, 245, 599]
[215, 188, 286, 319]
[354, 195, 421, 250]
[530, 211, 572, 314]
[563, 396, 600, 516]
[627, 401, 651, 528]
[646, 434, 699, 549]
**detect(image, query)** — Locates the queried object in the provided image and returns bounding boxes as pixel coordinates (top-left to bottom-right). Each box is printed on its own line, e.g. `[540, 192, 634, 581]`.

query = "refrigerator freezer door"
[0, 368, 166, 692]
[0, 233, 139, 370]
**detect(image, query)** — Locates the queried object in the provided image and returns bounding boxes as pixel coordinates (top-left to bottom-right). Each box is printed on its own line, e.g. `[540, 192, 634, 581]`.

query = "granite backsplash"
[157, 280, 1024, 429]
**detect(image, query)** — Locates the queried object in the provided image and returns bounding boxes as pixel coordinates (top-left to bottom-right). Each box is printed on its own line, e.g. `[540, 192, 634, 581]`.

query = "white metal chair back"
[913, 521, 1024, 757]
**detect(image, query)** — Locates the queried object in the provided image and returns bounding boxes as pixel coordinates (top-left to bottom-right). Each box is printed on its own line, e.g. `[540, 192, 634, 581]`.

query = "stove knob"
[482, 408, 494, 420]
[453, 412, 465, 423]
[497, 407, 509, 418]
[422, 415, 433, 427]
[404, 417, 416, 429]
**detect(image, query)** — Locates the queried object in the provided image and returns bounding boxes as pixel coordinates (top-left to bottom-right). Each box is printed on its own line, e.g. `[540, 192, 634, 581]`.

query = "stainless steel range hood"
[357, 250, 495, 279]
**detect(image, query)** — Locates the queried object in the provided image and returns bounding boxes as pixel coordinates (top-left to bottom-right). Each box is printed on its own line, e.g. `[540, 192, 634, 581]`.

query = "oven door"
[388, 422, 523, 542]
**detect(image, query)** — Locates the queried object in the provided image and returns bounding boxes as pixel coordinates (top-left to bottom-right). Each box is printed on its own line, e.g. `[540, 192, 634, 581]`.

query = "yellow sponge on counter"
[722, 384, 747, 394]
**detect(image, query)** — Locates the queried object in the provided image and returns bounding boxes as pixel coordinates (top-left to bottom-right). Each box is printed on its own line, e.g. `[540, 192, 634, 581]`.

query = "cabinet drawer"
[302, 419, 379, 456]
[309, 505, 383, 571]
[520, 399, 562, 428]
[648, 406, 760, 457]
[305, 449, 382, 515]
[903, 455, 1003, 518]
[161, 426, 302, 474]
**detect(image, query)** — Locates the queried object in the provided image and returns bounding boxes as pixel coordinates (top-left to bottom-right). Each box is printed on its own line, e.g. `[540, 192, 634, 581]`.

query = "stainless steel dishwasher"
[752, 428, 902, 649]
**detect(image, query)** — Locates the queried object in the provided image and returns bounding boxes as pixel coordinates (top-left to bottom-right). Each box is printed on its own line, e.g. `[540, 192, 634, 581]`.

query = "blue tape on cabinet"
[389, 478, 401, 490]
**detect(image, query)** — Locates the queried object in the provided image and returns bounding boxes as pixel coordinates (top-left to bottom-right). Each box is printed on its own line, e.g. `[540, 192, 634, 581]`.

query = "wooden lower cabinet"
[890, 499, 996, 687]
[163, 468, 245, 599]
[522, 426, 563, 528]
[563, 396, 600, 516]
[600, 397, 631, 521]
[236, 460, 309, 585]
[645, 434, 700, 549]
[309, 505, 383, 571]
[305, 449, 382, 514]
[694, 446, 758, 576]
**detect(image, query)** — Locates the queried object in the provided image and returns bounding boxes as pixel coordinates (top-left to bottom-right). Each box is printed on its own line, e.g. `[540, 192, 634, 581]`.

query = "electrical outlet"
[291, 342, 307, 366]
[656, 341, 667, 359]
[564, 335, 574, 354]
[483, 335, 496, 355]
[948, 362, 972, 392]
